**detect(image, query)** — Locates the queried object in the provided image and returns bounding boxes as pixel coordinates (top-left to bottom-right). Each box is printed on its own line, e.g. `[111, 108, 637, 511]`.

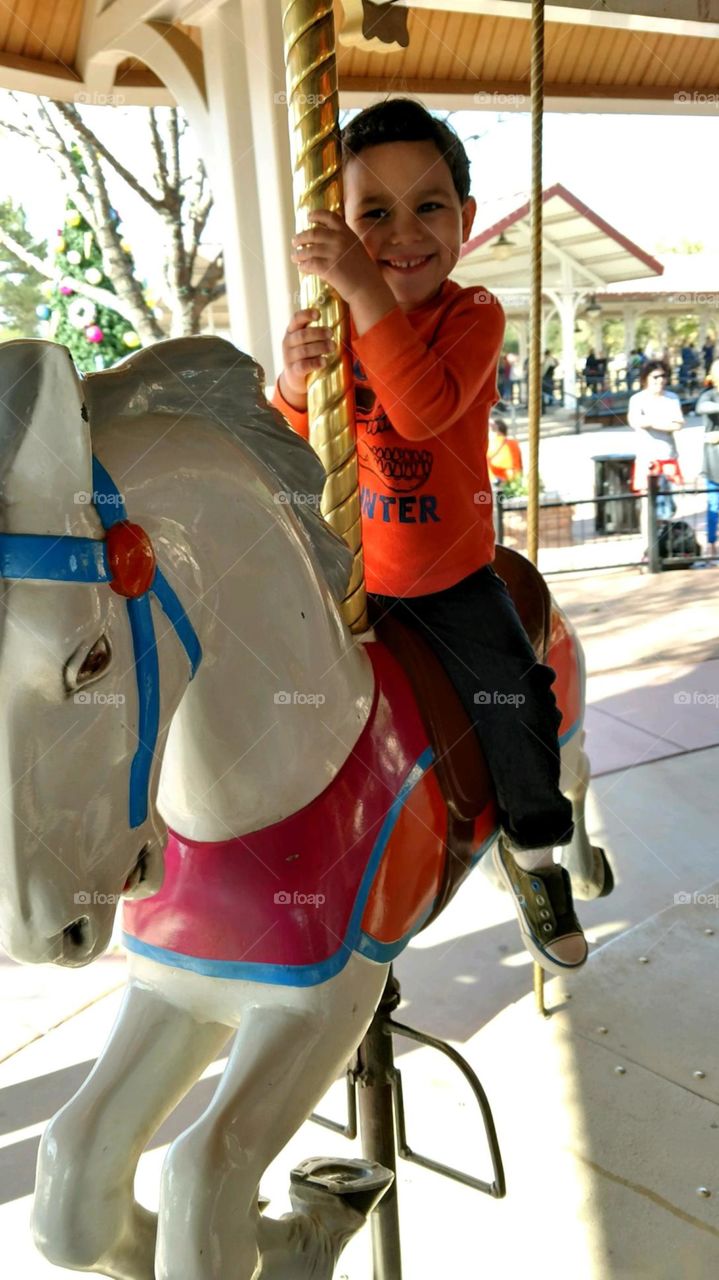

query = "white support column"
[237, 0, 298, 386]
[200, 0, 274, 379]
[558, 261, 578, 404]
[623, 305, 637, 363]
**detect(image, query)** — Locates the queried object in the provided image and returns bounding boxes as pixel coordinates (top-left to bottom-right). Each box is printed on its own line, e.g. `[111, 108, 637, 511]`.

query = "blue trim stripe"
[0, 533, 110, 585]
[91, 455, 128, 527]
[152, 568, 202, 677]
[126, 594, 160, 828]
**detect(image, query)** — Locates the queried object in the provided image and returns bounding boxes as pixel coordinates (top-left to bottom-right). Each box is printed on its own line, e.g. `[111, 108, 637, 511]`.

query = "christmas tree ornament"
[66, 250, 82, 266]
[122, 331, 141, 349]
[85, 267, 103, 286]
[68, 298, 98, 330]
[66, 211, 82, 228]
[59, 285, 75, 297]
[85, 324, 104, 344]
[41, 281, 54, 299]
[55, 237, 66, 253]
[120, 239, 132, 254]
[35, 304, 51, 320]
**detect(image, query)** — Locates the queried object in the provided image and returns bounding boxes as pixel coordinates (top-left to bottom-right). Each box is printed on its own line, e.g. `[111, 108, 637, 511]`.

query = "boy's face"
[344, 140, 476, 312]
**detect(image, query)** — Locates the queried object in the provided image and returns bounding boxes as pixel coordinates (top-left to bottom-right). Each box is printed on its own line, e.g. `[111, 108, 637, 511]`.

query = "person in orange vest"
[487, 415, 523, 485]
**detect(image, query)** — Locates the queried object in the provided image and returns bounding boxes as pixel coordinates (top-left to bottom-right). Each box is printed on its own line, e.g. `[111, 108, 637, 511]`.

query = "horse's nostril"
[63, 916, 91, 952]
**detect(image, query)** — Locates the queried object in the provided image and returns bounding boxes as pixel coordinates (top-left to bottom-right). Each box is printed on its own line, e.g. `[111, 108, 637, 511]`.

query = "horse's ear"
[0, 341, 95, 535]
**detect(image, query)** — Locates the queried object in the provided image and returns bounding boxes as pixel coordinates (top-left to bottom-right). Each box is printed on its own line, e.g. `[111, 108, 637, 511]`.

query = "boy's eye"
[363, 202, 442, 220]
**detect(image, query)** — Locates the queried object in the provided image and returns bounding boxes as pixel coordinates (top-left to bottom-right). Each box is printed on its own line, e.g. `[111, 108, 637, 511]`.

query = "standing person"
[702, 335, 715, 377]
[584, 348, 600, 396]
[541, 349, 558, 412]
[487, 415, 523, 485]
[628, 360, 684, 548]
[695, 357, 719, 558]
[499, 352, 512, 403]
[272, 97, 587, 975]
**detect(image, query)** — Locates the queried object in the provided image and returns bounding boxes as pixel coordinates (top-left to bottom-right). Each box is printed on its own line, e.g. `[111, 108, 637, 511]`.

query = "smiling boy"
[272, 98, 587, 976]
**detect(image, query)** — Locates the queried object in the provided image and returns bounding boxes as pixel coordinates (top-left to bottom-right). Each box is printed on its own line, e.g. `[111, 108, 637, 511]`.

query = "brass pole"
[281, 0, 367, 633]
[529, 0, 547, 1017]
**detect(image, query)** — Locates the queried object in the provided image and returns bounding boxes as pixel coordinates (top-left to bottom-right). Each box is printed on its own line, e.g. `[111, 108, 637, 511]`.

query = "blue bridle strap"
[0, 456, 202, 829]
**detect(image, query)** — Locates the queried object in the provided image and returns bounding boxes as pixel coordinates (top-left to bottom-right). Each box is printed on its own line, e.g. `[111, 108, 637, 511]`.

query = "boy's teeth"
[387, 256, 428, 268]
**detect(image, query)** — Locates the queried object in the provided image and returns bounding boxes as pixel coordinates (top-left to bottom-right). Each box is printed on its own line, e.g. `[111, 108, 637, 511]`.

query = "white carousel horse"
[0, 337, 608, 1280]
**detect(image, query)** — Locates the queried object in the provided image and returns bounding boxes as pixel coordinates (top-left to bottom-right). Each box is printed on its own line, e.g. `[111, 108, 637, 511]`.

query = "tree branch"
[52, 100, 166, 213]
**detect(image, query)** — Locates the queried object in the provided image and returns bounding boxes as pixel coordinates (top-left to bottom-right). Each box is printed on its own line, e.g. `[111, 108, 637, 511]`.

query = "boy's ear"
[461, 196, 477, 242]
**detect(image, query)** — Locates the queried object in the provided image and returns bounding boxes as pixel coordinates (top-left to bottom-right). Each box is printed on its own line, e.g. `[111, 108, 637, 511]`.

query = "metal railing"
[494, 479, 717, 575]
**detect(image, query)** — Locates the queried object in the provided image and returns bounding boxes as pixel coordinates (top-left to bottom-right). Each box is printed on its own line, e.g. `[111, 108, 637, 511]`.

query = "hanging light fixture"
[585, 294, 602, 318]
[491, 232, 515, 261]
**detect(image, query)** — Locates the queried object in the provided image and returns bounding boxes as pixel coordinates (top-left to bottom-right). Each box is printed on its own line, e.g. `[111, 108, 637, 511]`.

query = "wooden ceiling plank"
[547, 24, 587, 85]
[504, 18, 531, 84]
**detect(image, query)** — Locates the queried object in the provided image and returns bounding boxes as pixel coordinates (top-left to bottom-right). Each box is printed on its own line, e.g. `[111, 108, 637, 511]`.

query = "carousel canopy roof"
[452, 183, 664, 293]
[0, 1, 716, 111]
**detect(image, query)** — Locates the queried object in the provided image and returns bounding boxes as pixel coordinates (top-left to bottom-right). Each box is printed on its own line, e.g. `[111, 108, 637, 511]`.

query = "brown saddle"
[374, 546, 552, 926]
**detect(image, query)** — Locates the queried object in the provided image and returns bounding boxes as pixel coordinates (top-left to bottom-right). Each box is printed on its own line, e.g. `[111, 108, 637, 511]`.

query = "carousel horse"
[0, 337, 610, 1280]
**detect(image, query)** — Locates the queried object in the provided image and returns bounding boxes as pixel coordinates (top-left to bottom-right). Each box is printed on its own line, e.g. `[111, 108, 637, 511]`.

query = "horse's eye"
[71, 635, 112, 688]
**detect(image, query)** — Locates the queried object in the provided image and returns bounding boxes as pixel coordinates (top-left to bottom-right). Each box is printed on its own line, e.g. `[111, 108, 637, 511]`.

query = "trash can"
[593, 455, 639, 534]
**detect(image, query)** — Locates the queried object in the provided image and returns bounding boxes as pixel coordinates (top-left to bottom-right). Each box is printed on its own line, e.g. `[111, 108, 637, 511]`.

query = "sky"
[0, 101, 716, 298]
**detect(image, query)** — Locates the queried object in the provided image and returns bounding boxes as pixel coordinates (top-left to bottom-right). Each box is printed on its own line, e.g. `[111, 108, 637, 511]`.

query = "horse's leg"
[156, 955, 389, 1280]
[558, 729, 614, 900]
[32, 977, 232, 1280]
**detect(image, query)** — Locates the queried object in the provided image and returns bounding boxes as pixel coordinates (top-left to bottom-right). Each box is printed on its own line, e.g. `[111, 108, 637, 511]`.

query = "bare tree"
[0, 98, 224, 340]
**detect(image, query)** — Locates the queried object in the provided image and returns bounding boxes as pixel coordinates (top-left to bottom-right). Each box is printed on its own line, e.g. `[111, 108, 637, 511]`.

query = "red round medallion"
[106, 521, 156, 598]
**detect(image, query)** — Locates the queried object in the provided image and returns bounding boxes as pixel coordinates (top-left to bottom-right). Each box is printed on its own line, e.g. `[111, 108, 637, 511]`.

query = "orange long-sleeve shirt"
[271, 278, 505, 597]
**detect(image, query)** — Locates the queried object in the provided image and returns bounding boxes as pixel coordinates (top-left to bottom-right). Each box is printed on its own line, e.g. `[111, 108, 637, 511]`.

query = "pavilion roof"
[452, 183, 664, 292]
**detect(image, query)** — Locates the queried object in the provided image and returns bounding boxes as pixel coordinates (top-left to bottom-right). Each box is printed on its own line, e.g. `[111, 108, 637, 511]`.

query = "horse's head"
[0, 342, 168, 966]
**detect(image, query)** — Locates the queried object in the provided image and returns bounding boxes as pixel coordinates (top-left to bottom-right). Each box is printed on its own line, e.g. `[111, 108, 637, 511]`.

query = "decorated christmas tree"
[39, 151, 143, 371]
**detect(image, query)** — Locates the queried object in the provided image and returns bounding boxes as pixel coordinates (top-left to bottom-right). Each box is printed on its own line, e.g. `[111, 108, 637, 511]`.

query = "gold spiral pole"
[281, 0, 367, 634]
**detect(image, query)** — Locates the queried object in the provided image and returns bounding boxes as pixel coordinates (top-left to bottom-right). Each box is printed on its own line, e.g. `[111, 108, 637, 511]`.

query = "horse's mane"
[83, 337, 353, 602]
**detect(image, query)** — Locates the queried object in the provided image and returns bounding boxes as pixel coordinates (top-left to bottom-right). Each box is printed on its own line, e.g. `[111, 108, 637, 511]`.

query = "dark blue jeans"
[369, 565, 574, 850]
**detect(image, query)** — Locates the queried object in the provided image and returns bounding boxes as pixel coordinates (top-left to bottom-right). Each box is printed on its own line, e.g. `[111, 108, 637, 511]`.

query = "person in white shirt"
[628, 360, 684, 530]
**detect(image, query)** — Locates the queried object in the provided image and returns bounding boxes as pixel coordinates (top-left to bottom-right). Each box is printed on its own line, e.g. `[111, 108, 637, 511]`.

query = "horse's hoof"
[290, 1157, 393, 1221]
[596, 848, 614, 898]
[570, 847, 614, 901]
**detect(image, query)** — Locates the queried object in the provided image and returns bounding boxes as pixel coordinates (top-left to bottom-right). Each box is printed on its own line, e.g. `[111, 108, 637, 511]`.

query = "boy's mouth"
[381, 254, 434, 275]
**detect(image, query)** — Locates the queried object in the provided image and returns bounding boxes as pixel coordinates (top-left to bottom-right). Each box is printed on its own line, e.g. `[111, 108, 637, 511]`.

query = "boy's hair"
[341, 98, 471, 205]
